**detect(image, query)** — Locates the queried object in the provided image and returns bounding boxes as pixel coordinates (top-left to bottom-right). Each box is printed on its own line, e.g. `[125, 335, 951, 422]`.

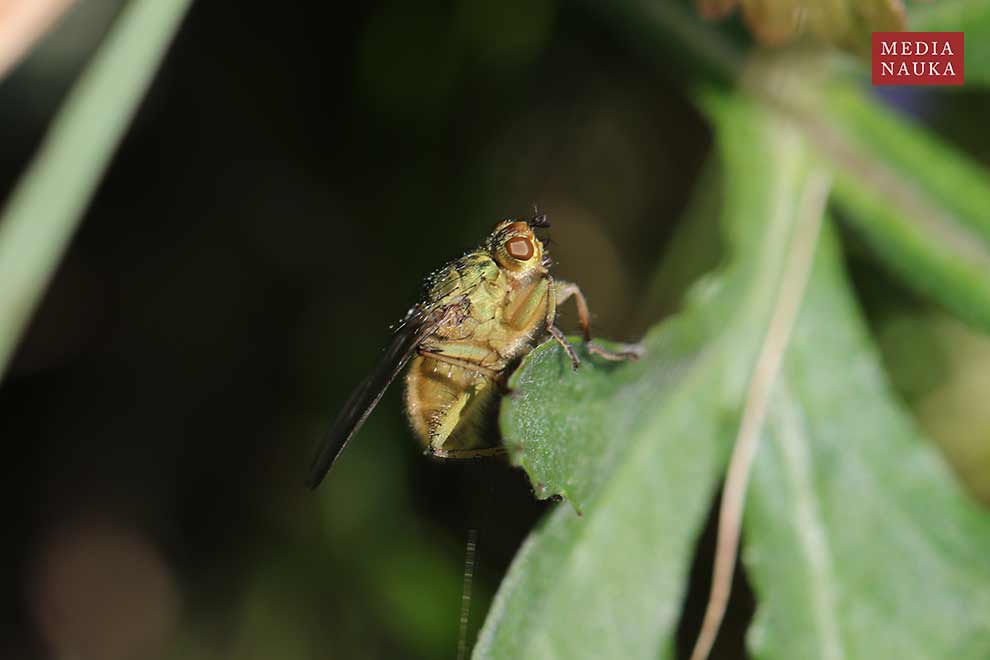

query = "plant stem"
[0, 0, 194, 379]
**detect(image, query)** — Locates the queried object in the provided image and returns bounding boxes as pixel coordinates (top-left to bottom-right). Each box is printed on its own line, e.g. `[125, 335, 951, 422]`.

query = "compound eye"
[506, 236, 534, 260]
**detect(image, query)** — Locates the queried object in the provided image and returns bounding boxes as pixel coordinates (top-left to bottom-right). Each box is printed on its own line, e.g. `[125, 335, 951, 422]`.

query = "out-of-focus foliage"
[916, 319, 990, 503]
[823, 82, 990, 332]
[603, 0, 990, 332]
[697, 0, 905, 52]
[912, 0, 990, 86]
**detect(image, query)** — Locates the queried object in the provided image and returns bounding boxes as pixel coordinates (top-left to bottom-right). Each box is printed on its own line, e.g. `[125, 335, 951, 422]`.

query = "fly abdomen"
[404, 355, 499, 453]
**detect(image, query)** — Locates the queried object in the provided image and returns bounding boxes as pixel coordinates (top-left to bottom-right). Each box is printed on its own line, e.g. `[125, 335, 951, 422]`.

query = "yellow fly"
[306, 212, 638, 488]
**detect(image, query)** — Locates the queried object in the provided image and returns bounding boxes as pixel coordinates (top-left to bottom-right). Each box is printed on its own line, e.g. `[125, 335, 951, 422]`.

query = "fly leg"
[547, 324, 581, 370]
[426, 446, 507, 459]
[501, 275, 579, 369]
[553, 279, 642, 362]
[542, 276, 580, 369]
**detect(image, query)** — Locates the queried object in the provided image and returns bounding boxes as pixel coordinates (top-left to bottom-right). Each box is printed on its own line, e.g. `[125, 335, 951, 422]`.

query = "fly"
[306, 212, 638, 489]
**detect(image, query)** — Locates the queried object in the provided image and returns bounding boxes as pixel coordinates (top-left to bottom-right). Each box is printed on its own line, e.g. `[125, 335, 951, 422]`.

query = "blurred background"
[0, 1, 987, 659]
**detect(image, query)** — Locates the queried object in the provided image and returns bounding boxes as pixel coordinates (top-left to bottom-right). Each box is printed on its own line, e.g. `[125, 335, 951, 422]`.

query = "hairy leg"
[548, 324, 581, 370]
[554, 280, 592, 341]
[426, 446, 507, 459]
[554, 279, 642, 362]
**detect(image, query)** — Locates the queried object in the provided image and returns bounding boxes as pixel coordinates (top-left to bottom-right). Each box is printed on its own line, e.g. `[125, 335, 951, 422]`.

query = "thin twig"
[689, 166, 832, 660]
[457, 528, 479, 660]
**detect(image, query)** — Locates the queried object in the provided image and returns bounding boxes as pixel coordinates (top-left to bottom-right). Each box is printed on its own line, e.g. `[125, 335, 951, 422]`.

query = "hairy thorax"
[404, 251, 551, 452]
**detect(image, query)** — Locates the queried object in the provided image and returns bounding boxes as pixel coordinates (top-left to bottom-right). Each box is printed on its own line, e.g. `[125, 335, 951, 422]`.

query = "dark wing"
[306, 306, 440, 489]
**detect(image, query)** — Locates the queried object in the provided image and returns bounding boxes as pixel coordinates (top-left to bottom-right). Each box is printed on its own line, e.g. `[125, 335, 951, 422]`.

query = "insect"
[306, 212, 639, 489]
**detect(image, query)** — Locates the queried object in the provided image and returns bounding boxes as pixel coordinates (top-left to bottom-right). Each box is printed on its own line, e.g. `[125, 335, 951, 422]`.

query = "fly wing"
[306, 305, 440, 489]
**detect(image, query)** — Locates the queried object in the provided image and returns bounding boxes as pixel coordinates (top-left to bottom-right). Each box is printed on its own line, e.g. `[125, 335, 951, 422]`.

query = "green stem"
[0, 0, 194, 378]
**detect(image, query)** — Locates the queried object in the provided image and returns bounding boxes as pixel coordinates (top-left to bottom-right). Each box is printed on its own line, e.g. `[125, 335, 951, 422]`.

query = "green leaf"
[744, 224, 990, 659]
[476, 89, 990, 659]
[911, 0, 990, 86]
[641, 157, 724, 318]
[0, 0, 193, 379]
[820, 82, 990, 333]
[474, 93, 829, 658]
[590, 0, 990, 333]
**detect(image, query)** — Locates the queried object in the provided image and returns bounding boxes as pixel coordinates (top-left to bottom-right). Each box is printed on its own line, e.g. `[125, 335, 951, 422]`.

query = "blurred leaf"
[375, 542, 465, 657]
[357, 4, 460, 127]
[911, 0, 990, 85]
[453, 0, 556, 69]
[641, 157, 724, 319]
[918, 318, 990, 504]
[317, 415, 471, 658]
[228, 567, 317, 660]
[874, 312, 949, 402]
[594, 0, 990, 333]
[820, 81, 990, 332]
[0, 0, 192, 378]
[744, 221, 990, 659]
[474, 89, 829, 659]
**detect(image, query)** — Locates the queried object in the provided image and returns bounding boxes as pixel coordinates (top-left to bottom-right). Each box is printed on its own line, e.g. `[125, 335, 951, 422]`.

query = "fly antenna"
[529, 203, 550, 228]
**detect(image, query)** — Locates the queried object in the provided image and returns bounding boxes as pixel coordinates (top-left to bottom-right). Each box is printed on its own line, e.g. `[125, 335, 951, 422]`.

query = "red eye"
[507, 236, 534, 260]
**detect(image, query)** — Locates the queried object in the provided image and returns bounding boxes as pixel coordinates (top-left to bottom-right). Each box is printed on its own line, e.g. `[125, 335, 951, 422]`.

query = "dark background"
[0, 2, 986, 659]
